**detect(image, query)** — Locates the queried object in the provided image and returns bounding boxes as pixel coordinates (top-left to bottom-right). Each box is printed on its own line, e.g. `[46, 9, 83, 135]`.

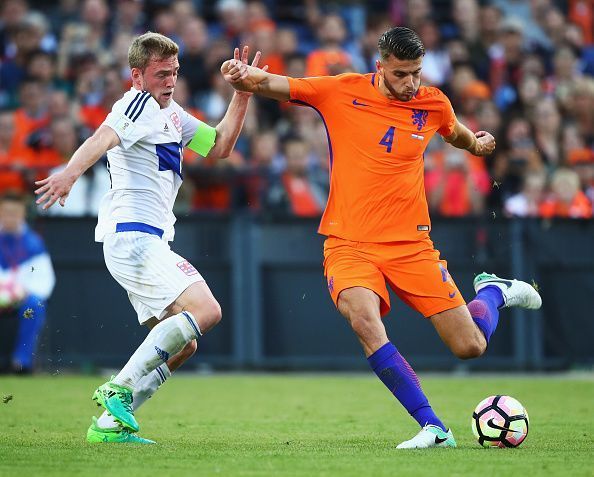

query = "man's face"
[376, 55, 423, 102]
[133, 55, 179, 108]
[0, 200, 26, 233]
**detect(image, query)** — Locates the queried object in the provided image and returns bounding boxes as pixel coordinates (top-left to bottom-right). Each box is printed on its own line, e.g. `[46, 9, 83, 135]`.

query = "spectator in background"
[13, 78, 49, 149]
[264, 135, 327, 217]
[113, 0, 147, 38]
[178, 17, 210, 102]
[567, 149, 594, 206]
[216, 0, 248, 46]
[36, 117, 93, 216]
[504, 170, 547, 217]
[417, 19, 450, 87]
[0, 192, 55, 374]
[79, 67, 126, 131]
[425, 145, 490, 217]
[0, 110, 31, 194]
[305, 13, 352, 77]
[489, 17, 526, 110]
[0, 18, 44, 106]
[540, 168, 592, 218]
[531, 97, 562, 168]
[492, 116, 544, 205]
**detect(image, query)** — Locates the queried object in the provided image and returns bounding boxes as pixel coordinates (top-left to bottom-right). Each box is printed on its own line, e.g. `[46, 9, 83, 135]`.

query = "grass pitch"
[0, 374, 592, 477]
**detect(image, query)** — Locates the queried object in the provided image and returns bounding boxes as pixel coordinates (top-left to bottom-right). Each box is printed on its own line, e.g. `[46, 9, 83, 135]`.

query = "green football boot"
[473, 272, 542, 309]
[92, 381, 139, 432]
[397, 424, 457, 449]
[86, 417, 155, 444]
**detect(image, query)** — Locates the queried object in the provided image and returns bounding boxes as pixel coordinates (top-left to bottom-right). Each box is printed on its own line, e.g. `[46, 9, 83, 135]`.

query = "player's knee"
[348, 312, 379, 339]
[190, 299, 222, 333]
[452, 336, 486, 360]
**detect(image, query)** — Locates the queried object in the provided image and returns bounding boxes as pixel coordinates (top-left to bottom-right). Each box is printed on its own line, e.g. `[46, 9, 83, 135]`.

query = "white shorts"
[103, 231, 204, 324]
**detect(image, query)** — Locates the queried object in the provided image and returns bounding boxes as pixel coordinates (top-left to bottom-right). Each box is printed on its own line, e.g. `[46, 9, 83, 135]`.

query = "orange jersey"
[288, 73, 456, 242]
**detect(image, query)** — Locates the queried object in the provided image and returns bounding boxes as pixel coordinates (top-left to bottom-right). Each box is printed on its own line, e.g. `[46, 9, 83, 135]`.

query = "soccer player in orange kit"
[221, 27, 542, 448]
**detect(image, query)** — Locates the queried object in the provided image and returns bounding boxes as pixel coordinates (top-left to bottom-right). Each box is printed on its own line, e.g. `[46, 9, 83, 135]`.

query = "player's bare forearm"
[35, 125, 119, 209]
[208, 91, 251, 159]
[444, 120, 496, 156]
[67, 126, 120, 177]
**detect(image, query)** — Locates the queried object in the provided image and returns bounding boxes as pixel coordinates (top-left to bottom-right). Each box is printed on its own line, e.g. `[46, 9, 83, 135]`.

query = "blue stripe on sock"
[182, 311, 201, 337]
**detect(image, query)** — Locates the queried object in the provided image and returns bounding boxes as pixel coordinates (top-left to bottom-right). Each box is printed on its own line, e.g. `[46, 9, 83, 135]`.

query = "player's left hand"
[474, 131, 496, 156]
[221, 46, 269, 94]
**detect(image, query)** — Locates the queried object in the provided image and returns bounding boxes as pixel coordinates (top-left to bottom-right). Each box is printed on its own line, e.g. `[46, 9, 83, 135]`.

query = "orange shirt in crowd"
[282, 173, 323, 217]
[0, 147, 32, 193]
[539, 191, 593, 218]
[424, 150, 491, 216]
[80, 104, 110, 131]
[288, 73, 456, 242]
[12, 109, 50, 149]
[305, 49, 352, 77]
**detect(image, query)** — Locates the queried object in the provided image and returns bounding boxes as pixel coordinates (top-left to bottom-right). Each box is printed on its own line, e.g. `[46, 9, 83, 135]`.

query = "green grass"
[0, 374, 592, 477]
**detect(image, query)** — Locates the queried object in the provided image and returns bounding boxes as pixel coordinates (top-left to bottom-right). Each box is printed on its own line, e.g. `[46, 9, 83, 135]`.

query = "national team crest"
[411, 109, 428, 131]
[170, 112, 182, 133]
[177, 260, 198, 276]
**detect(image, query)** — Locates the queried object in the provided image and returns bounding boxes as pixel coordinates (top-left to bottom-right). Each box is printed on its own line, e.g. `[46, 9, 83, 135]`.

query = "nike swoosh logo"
[486, 418, 515, 433]
[352, 99, 370, 107]
[449, 291, 457, 298]
[434, 435, 448, 444]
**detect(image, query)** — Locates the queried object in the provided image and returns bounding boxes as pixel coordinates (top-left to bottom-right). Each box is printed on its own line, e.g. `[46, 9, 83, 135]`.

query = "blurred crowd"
[1, 0, 593, 219]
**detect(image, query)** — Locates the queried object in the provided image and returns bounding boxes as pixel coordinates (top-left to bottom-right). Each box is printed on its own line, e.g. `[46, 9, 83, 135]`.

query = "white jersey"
[95, 88, 203, 242]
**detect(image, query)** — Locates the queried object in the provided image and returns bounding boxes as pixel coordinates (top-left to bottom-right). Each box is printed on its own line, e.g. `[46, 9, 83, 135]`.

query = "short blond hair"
[128, 32, 179, 71]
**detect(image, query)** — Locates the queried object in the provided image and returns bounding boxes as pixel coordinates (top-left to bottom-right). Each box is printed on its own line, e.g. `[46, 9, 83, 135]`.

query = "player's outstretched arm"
[207, 47, 268, 159]
[35, 125, 120, 209]
[443, 120, 496, 157]
[221, 45, 290, 102]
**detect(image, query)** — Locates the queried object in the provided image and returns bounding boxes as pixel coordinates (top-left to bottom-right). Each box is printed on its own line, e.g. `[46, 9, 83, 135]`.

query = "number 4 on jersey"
[379, 126, 396, 153]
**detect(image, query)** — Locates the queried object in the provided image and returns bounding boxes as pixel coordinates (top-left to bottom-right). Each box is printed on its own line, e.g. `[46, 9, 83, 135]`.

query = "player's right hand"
[474, 130, 496, 156]
[34, 168, 77, 209]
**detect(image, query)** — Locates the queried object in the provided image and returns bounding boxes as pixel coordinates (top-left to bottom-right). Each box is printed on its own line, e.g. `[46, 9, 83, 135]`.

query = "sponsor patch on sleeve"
[417, 225, 430, 231]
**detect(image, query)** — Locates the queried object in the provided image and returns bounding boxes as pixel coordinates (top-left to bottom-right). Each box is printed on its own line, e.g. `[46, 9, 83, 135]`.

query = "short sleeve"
[103, 90, 159, 149]
[178, 108, 203, 146]
[288, 76, 340, 107]
[437, 92, 457, 137]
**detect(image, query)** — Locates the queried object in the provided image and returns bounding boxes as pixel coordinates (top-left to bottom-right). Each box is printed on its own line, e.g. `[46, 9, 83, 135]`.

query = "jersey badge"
[170, 112, 182, 133]
[177, 260, 198, 276]
[163, 123, 169, 132]
[411, 109, 428, 131]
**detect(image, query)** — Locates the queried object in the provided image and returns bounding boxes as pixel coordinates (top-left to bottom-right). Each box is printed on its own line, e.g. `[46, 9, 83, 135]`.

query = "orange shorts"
[323, 236, 466, 318]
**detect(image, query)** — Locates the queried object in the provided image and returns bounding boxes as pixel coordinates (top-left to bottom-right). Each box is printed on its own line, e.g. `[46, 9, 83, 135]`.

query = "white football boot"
[473, 272, 542, 309]
[396, 424, 457, 449]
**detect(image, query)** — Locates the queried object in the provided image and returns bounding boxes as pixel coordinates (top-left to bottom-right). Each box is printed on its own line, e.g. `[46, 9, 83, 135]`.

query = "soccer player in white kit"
[35, 32, 264, 443]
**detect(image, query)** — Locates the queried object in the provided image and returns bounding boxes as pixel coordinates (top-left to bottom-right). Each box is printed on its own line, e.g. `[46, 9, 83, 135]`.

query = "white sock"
[112, 311, 200, 389]
[96, 363, 172, 429]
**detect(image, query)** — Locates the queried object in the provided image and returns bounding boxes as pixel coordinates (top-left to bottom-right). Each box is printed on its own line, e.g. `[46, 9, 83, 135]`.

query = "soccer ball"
[471, 395, 529, 448]
[0, 274, 25, 311]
